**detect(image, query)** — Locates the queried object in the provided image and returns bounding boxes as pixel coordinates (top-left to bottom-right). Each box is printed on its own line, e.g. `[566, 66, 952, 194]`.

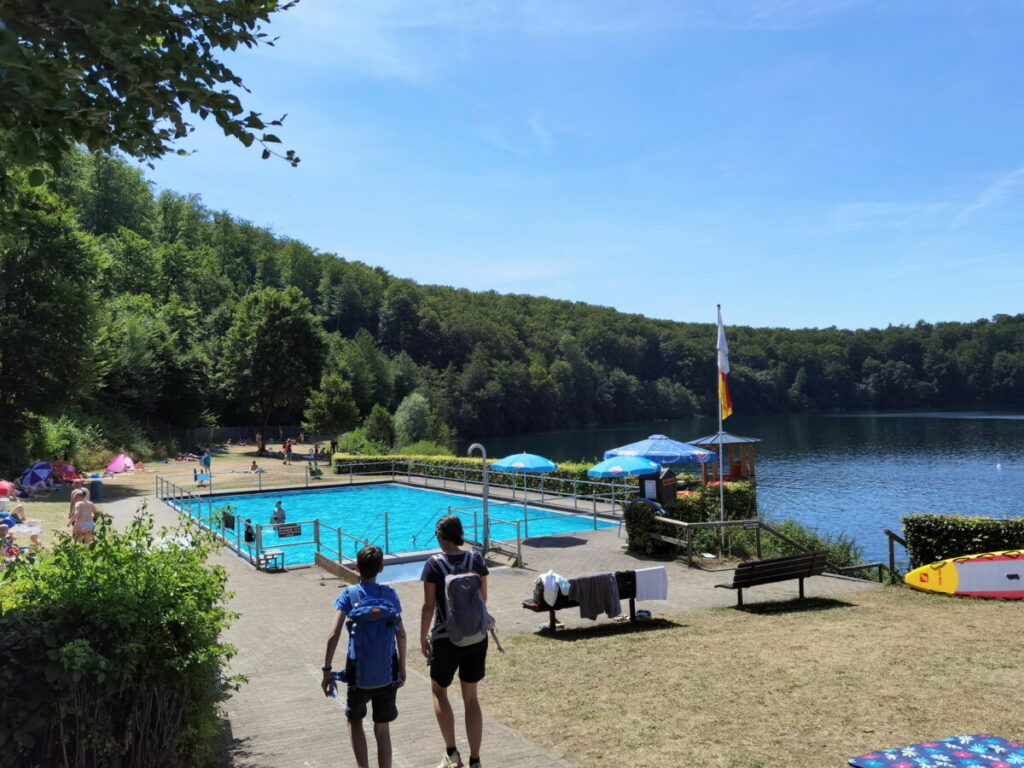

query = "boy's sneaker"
[438, 749, 463, 768]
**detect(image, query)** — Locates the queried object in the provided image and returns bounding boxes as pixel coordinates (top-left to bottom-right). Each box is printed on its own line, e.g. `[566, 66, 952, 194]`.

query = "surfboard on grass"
[904, 550, 1024, 598]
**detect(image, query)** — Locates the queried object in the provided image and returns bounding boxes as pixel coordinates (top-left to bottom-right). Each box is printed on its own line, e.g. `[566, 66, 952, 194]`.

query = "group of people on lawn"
[0, 477, 96, 562]
[322, 515, 490, 768]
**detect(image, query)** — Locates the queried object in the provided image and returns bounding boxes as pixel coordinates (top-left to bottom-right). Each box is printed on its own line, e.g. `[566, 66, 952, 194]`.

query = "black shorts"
[429, 636, 487, 687]
[345, 684, 398, 723]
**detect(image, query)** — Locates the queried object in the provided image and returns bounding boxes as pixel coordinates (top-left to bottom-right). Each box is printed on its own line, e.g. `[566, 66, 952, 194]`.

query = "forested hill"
[6, 151, 1024, 458]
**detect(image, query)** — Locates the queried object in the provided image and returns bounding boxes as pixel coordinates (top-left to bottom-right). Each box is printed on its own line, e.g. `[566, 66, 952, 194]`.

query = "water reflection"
[462, 411, 1024, 563]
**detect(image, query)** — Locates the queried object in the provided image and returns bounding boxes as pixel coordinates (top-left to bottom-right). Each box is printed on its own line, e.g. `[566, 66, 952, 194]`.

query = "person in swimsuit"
[0, 505, 25, 528]
[68, 479, 84, 523]
[70, 489, 97, 544]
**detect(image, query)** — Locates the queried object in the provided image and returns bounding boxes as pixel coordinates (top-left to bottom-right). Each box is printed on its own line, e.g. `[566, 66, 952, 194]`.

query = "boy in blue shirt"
[322, 546, 407, 768]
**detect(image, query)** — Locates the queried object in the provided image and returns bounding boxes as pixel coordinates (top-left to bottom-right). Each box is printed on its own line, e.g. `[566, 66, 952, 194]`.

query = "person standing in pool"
[270, 501, 286, 529]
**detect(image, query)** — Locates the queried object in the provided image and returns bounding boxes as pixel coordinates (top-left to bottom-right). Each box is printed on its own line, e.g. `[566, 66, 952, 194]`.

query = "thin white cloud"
[527, 112, 554, 151]
[265, 0, 878, 83]
[952, 165, 1024, 227]
[827, 201, 950, 233]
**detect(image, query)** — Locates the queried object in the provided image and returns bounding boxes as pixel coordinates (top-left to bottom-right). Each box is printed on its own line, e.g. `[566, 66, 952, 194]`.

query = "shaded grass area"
[485, 587, 1024, 768]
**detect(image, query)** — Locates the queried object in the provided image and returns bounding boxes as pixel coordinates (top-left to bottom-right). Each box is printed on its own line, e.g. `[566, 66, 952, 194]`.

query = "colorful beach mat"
[849, 735, 1024, 767]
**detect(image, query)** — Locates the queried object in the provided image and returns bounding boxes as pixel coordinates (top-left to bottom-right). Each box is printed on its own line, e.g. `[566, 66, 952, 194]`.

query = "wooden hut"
[688, 432, 761, 485]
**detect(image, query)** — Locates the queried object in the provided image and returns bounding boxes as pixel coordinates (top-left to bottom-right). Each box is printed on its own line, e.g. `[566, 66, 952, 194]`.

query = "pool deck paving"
[106, 491, 880, 768]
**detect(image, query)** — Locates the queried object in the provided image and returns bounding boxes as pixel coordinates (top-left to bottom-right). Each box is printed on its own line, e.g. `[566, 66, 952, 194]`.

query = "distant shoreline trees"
[4, 151, 1024, 471]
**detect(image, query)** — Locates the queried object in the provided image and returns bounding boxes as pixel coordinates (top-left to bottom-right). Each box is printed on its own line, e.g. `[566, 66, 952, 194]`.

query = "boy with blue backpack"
[322, 546, 407, 768]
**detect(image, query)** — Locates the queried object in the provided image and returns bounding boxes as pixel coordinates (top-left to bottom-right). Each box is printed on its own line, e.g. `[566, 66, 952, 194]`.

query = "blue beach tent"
[604, 434, 715, 465]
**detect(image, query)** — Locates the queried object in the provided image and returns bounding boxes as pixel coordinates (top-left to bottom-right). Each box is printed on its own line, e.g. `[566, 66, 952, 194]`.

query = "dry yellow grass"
[485, 587, 1024, 768]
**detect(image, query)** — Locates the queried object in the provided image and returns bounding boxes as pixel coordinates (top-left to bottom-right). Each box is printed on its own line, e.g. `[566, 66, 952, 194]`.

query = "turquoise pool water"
[176, 483, 615, 566]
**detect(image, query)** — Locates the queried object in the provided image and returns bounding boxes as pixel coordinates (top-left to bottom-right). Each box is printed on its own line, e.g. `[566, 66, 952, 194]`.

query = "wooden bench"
[715, 551, 828, 606]
[523, 571, 638, 632]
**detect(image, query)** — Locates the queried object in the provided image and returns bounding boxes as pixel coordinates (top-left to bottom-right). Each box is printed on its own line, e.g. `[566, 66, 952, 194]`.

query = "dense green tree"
[0, 0, 299, 172]
[97, 227, 161, 297]
[363, 404, 395, 449]
[394, 393, 432, 448]
[0, 175, 99, 439]
[95, 294, 170, 413]
[217, 287, 325, 425]
[302, 374, 358, 437]
[82, 153, 155, 236]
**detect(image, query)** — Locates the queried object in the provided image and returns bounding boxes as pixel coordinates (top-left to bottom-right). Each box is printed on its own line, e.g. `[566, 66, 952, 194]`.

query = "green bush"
[21, 410, 177, 474]
[903, 514, 1024, 568]
[335, 427, 388, 456]
[0, 509, 239, 767]
[395, 440, 454, 456]
[623, 482, 756, 556]
[729, 518, 868, 574]
[623, 485, 872, 576]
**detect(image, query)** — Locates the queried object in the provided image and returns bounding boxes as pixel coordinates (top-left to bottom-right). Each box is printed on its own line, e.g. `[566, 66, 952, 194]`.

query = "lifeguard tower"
[687, 432, 761, 485]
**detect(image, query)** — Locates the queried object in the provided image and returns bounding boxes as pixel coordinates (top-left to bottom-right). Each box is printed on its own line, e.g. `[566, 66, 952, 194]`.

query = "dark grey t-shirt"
[420, 550, 489, 631]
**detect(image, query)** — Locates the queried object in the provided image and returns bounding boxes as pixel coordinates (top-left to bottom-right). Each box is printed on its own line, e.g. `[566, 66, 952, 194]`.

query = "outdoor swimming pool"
[176, 483, 616, 567]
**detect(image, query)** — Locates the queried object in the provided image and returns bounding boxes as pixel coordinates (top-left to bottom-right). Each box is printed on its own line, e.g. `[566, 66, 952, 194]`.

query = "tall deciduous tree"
[393, 393, 431, 449]
[0, 174, 99, 435]
[217, 287, 325, 425]
[302, 374, 358, 438]
[363, 404, 395, 450]
[0, 0, 300, 173]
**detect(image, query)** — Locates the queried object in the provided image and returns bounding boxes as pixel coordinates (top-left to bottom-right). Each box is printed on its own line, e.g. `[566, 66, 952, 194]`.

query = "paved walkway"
[106, 493, 879, 767]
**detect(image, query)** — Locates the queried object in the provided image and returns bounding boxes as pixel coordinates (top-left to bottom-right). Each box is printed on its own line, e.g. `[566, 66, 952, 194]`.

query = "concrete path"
[106, 492, 879, 767]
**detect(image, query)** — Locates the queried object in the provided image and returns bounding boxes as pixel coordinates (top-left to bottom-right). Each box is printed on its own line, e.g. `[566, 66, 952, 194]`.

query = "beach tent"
[106, 454, 135, 473]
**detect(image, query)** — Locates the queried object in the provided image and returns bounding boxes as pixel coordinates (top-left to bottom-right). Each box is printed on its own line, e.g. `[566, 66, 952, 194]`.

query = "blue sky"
[145, 0, 1024, 331]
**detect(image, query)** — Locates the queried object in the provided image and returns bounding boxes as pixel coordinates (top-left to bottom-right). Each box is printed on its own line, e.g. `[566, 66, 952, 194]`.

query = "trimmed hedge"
[332, 454, 636, 498]
[903, 514, 1024, 568]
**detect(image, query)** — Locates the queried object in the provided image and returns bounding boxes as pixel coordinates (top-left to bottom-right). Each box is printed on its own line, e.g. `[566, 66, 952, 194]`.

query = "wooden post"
[755, 525, 762, 559]
[686, 526, 694, 568]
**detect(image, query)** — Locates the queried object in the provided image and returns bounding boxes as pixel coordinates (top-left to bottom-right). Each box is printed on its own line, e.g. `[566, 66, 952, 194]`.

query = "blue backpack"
[345, 586, 401, 688]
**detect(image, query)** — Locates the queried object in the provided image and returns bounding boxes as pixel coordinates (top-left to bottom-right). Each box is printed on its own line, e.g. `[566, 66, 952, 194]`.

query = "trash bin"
[90, 479, 103, 501]
[657, 468, 677, 505]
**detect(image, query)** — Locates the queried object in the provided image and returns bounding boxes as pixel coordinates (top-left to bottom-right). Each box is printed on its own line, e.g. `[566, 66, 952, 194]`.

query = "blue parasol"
[604, 434, 715, 465]
[587, 456, 661, 478]
[491, 453, 558, 473]
[20, 461, 53, 487]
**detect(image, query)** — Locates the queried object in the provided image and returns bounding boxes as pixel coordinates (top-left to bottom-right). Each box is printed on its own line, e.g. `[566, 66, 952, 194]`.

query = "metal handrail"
[884, 528, 908, 585]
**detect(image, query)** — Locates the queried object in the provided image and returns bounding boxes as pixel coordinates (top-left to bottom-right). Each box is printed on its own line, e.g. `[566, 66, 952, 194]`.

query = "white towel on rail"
[634, 566, 669, 600]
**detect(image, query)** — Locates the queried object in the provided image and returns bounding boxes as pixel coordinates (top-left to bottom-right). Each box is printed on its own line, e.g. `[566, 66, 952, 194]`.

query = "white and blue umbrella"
[491, 453, 558, 473]
[587, 456, 661, 478]
[491, 452, 558, 507]
[20, 461, 53, 487]
[604, 434, 715, 465]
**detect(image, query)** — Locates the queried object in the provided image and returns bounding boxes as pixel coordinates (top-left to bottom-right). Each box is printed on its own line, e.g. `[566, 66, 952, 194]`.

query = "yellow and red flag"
[717, 306, 733, 420]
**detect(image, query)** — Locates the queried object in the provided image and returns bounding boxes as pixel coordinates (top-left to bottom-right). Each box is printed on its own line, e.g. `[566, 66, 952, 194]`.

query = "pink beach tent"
[106, 454, 135, 473]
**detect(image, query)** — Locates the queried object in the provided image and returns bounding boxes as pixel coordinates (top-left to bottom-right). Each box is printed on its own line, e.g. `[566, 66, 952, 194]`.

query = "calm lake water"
[461, 411, 1024, 564]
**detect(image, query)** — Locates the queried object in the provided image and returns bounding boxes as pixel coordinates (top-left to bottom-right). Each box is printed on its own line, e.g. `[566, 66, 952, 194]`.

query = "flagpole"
[717, 305, 726, 555]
